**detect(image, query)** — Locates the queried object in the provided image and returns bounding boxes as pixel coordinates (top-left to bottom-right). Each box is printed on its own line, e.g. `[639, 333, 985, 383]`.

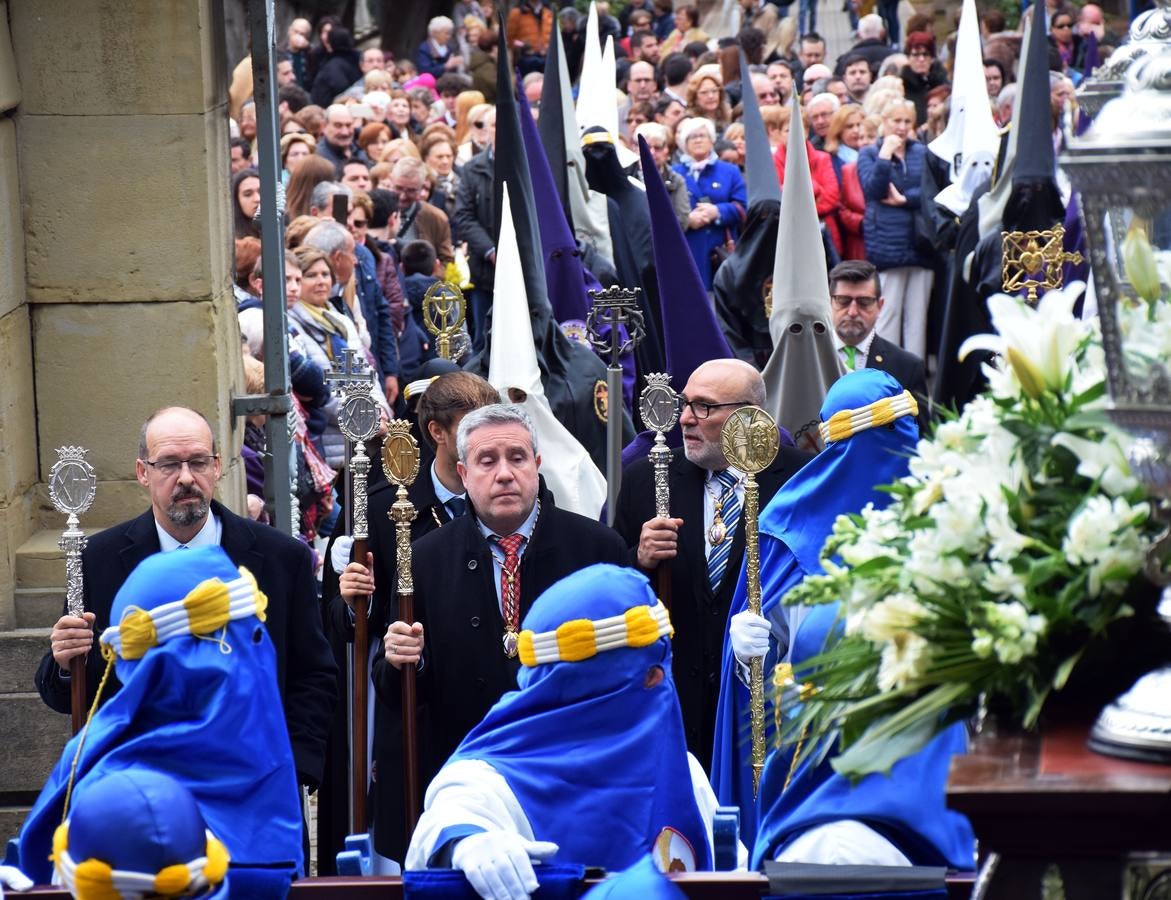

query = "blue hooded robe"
[711, 370, 922, 847]
[432, 564, 712, 874]
[19, 547, 303, 890]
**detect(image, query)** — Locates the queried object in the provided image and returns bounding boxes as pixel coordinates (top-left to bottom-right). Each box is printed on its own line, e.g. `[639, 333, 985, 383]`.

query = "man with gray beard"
[611, 359, 812, 772]
[35, 406, 337, 790]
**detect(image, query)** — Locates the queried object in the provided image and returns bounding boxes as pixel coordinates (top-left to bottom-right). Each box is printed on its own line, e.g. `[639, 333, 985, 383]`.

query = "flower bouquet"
[782, 283, 1171, 780]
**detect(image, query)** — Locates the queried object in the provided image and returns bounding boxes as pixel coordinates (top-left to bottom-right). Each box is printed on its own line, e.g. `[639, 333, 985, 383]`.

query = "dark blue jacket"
[354, 243, 400, 381]
[403, 272, 439, 335]
[415, 40, 451, 80]
[673, 157, 747, 290]
[857, 138, 930, 270]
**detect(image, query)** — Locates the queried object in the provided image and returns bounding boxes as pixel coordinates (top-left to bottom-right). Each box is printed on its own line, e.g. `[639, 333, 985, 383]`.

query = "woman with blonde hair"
[685, 71, 732, 137]
[823, 105, 867, 174]
[379, 137, 422, 166]
[453, 90, 486, 145]
[458, 103, 493, 161]
[857, 98, 933, 358]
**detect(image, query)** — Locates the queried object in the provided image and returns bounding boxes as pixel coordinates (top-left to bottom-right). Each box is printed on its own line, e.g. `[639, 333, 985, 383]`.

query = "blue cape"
[449, 564, 712, 873]
[19, 547, 303, 885]
[752, 604, 976, 871]
[712, 370, 920, 846]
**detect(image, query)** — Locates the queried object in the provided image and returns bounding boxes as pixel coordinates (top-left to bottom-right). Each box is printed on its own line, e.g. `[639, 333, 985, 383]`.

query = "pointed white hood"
[978, 17, 1034, 239]
[576, 25, 638, 167]
[761, 96, 844, 452]
[489, 183, 607, 517]
[554, 22, 612, 261]
[932, 0, 1001, 216]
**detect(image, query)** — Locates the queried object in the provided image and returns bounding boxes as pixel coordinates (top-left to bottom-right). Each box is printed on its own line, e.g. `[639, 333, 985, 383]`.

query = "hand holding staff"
[382, 420, 422, 841]
[326, 348, 381, 834]
[48, 447, 97, 735]
[720, 406, 779, 796]
[639, 374, 681, 609]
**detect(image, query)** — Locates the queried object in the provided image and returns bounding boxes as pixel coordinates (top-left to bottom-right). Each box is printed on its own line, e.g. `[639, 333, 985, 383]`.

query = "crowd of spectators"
[225, 0, 1113, 555]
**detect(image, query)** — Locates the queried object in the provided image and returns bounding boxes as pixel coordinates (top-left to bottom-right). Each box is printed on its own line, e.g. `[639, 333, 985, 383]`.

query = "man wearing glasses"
[36, 406, 337, 792]
[829, 260, 929, 429]
[612, 359, 811, 773]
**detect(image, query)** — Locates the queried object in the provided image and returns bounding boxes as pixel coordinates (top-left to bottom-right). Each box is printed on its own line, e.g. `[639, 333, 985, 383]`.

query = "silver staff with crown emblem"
[721, 406, 780, 796]
[48, 446, 97, 735]
[586, 286, 645, 525]
[326, 347, 381, 835]
[639, 374, 681, 609]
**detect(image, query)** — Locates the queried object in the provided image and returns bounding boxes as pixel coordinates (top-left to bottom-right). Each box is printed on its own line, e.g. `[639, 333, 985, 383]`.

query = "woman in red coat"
[772, 106, 842, 255]
[837, 162, 866, 260]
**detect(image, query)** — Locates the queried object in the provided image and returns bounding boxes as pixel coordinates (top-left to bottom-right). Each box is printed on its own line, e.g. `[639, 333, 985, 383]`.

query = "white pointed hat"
[490, 182, 607, 517]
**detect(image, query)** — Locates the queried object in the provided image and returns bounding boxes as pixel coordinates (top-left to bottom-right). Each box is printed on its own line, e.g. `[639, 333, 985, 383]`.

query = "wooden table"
[947, 720, 1171, 898]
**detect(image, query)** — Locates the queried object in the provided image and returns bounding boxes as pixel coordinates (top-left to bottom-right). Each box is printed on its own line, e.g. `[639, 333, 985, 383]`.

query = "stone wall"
[6, 0, 245, 543]
[0, 0, 245, 801]
[0, 2, 33, 633]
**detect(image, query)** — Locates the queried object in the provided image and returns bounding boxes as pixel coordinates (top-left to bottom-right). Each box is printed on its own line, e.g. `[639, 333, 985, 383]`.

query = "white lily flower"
[877, 630, 931, 692]
[1051, 431, 1139, 497]
[959, 284, 1088, 399]
[861, 592, 930, 644]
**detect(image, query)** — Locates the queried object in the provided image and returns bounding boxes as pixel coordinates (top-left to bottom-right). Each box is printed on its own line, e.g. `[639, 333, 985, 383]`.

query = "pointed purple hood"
[518, 86, 593, 323]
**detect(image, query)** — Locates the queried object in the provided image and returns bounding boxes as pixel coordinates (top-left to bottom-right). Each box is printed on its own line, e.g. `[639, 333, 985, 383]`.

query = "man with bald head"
[317, 103, 357, 168]
[612, 359, 811, 771]
[36, 406, 337, 790]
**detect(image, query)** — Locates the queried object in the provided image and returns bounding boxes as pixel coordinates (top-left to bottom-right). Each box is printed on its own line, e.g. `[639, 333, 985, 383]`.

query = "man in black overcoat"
[329, 372, 501, 863]
[369, 403, 628, 848]
[612, 359, 811, 772]
[38, 406, 337, 788]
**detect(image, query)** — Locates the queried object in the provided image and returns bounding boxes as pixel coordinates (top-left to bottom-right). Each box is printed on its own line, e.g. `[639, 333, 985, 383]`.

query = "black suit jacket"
[865, 334, 931, 433]
[612, 446, 812, 771]
[371, 484, 628, 844]
[319, 462, 458, 864]
[34, 501, 338, 786]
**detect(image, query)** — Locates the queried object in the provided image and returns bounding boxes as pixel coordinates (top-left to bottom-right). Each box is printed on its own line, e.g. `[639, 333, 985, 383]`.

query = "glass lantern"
[1061, 47, 1171, 764]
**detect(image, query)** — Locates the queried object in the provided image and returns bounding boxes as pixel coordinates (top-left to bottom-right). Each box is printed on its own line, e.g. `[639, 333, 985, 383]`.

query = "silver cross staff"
[326, 347, 380, 835]
[586, 286, 645, 526]
[48, 446, 96, 735]
[639, 374, 680, 610]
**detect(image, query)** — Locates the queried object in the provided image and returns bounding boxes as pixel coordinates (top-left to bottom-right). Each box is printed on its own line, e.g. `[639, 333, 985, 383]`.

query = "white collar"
[155, 510, 222, 552]
[833, 328, 877, 358]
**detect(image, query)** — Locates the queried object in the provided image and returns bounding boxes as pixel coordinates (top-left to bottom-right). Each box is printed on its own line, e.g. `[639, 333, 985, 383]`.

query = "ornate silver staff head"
[49, 446, 97, 619]
[585, 286, 646, 366]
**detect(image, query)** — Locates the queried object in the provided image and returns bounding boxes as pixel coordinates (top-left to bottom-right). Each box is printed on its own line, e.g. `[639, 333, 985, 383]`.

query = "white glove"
[730, 610, 772, 665]
[330, 535, 355, 576]
[450, 831, 559, 900]
[0, 864, 33, 892]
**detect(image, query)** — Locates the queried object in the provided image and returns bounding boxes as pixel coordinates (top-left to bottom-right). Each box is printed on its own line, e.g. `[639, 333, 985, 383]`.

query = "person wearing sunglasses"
[828, 260, 929, 430]
[611, 359, 812, 773]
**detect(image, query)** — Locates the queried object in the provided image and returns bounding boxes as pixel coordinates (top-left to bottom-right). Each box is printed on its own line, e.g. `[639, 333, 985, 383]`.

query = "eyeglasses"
[351, 218, 368, 227]
[908, 50, 932, 58]
[678, 397, 751, 420]
[830, 294, 880, 310]
[1052, 21, 1073, 28]
[143, 455, 219, 476]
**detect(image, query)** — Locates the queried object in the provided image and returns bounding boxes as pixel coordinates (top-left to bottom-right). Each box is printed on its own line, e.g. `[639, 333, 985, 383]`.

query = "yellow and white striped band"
[53, 825, 229, 900]
[403, 376, 439, 402]
[99, 568, 267, 661]
[818, 390, 919, 445]
[581, 131, 615, 146]
[517, 601, 673, 668]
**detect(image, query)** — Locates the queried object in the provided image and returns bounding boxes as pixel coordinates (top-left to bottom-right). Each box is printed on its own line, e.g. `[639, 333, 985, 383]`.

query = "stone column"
[0, 0, 246, 807]
[10, 0, 244, 535]
[0, 1, 33, 633]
